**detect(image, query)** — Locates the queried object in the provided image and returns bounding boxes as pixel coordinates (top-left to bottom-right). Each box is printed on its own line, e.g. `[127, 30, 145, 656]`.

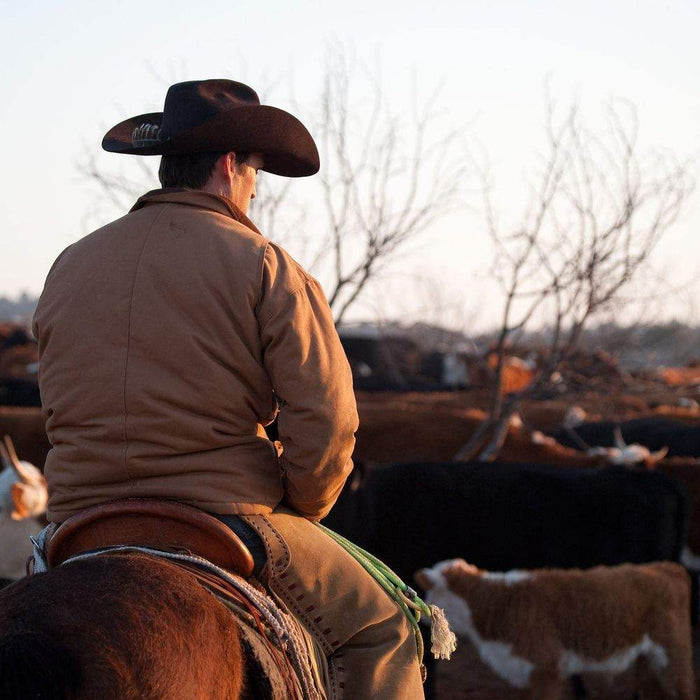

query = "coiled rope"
[315, 524, 456, 664]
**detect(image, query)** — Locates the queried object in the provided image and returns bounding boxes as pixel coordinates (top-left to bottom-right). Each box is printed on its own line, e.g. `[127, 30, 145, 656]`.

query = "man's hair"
[158, 151, 250, 189]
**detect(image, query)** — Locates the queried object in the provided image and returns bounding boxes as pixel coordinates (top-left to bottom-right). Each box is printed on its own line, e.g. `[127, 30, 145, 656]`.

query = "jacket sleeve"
[256, 243, 359, 521]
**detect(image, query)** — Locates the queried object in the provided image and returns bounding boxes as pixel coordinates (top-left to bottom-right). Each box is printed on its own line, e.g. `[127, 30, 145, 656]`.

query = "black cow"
[0, 378, 41, 407]
[325, 461, 688, 578]
[554, 417, 700, 457]
[0, 327, 34, 348]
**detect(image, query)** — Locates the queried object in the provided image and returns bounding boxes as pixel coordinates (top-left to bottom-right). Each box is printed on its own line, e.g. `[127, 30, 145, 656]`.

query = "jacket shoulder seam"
[257, 275, 316, 333]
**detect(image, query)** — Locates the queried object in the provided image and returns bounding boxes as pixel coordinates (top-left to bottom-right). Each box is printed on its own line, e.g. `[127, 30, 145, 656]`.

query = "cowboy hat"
[102, 79, 319, 177]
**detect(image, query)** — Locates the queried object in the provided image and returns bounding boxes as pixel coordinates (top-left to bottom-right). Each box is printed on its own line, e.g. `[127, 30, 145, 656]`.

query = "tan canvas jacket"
[33, 189, 358, 523]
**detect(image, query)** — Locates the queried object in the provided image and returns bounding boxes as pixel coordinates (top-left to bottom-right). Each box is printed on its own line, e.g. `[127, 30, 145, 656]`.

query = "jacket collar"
[130, 188, 262, 234]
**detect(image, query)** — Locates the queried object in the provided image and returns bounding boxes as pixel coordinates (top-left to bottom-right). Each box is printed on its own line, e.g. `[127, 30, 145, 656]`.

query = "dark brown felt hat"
[102, 79, 319, 177]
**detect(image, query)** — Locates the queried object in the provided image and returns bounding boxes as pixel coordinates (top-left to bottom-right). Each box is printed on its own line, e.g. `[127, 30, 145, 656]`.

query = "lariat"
[315, 524, 457, 668]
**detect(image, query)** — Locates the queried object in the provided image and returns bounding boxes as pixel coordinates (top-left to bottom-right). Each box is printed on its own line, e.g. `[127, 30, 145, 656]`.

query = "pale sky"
[3, 0, 699, 332]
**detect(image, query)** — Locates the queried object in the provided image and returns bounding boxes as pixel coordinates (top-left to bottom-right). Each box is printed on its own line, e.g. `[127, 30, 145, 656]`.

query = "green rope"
[315, 523, 431, 665]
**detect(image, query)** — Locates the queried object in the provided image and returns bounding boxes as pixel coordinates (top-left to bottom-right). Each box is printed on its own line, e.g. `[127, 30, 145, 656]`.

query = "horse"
[0, 550, 301, 699]
[0, 487, 329, 700]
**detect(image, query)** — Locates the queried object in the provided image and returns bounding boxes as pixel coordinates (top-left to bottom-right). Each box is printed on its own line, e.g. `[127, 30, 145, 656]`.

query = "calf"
[416, 559, 694, 700]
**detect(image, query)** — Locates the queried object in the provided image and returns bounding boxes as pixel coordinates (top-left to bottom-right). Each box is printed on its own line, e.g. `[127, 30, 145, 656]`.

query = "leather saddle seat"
[46, 498, 255, 578]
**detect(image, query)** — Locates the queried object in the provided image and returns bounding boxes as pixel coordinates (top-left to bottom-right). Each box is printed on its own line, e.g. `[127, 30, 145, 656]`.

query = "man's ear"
[212, 152, 236, 181]
[225, 152, 240, 175]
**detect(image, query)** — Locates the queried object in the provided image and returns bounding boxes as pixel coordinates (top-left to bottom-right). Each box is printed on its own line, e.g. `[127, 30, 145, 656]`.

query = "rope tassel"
[316, 524, 457, 663]
[427, 604, 457, 660]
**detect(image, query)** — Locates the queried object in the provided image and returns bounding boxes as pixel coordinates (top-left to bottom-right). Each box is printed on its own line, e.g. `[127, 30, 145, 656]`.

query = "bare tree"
[77, 149, 156, 231]
[455, 95, 693, 461]
[313, 45, 469, 324]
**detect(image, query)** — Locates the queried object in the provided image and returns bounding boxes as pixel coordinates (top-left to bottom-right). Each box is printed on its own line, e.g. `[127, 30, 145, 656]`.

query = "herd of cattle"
[1, 395, 700, 697]
[2, 320, 700, 697]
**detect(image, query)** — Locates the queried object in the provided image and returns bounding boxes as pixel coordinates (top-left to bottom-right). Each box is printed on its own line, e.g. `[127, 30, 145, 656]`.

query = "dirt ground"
[431, 628, 700, 699]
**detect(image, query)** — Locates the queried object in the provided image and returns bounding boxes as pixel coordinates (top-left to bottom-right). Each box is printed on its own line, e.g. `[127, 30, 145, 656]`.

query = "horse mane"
[0, 553, 245, 699]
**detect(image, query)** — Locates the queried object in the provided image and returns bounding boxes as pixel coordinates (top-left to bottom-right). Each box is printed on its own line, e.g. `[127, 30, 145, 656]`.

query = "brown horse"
[0, 552, 290, 699]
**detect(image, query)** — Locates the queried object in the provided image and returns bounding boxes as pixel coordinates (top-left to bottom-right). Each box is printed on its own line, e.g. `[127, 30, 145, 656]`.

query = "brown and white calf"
[0, 437, 47, 583]
[415, 559, 694, 700]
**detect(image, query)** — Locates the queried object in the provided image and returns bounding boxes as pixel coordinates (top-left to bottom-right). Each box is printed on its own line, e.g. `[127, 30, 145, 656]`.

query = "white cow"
[585, 427, 669, 468]
[0, 436, 48, 581]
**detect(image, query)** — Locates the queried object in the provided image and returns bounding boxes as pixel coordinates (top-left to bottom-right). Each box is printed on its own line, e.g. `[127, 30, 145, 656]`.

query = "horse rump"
[0, 553, 247, 699]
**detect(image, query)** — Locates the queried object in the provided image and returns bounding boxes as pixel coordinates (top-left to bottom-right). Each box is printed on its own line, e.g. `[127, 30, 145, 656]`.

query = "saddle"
[44, 498, 327, 699]
[46, 498, 255, 577]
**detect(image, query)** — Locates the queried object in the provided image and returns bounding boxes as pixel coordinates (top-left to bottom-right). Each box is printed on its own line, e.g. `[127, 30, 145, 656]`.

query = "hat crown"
[160, 79, 261, 140]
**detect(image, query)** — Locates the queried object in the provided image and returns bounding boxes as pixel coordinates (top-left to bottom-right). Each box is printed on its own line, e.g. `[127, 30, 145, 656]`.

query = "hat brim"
[102, 105, 319, 178]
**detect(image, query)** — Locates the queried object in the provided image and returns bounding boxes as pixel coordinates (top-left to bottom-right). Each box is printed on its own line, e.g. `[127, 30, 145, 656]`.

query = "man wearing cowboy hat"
[32, 79, 424, 698]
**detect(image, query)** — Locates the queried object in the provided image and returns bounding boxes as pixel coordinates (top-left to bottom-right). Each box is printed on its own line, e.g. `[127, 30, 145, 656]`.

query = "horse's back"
[0, 553, 245, 699]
